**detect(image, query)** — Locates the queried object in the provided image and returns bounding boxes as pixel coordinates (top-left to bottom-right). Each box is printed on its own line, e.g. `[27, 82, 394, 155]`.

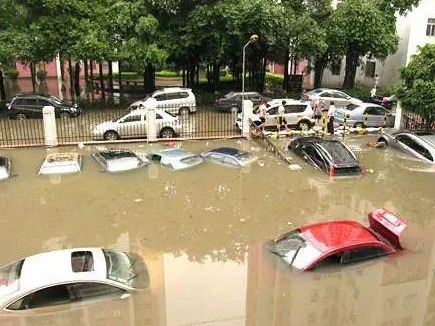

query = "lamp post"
[241, 34, 259, 103]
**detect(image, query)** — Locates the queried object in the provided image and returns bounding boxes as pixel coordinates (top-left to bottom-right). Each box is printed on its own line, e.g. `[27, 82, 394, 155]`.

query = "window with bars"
[365, 61, 376, 77]
[427, 18, 435, 37]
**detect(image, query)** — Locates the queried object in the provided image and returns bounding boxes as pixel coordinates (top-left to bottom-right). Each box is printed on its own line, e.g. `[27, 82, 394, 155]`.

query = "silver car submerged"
[377, 131, 435, 164]
[148, 148, 203, 170]
[0, 157, 11, 181]
[92, 149, 149, 172]
[334, 103, 395, 128]
[201, 147, 258, 168]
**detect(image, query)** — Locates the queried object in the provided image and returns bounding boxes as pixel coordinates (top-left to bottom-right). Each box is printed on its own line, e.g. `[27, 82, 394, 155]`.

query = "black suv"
[214, 91, 265, 113]
[7, 94, 81, 120]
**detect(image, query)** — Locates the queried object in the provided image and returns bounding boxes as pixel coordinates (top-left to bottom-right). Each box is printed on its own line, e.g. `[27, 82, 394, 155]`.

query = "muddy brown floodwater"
[0, 136, 434, 326]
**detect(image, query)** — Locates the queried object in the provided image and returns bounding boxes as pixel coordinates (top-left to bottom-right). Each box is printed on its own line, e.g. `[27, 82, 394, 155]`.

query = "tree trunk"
[283, 48, 290, 92]
[99, 61, 105, 100]
[118, 60, 122, 91]
[84, 60, 89, 84]
[108, 60, 113, 92]
[196, 64, 199, 87]
[89, 60, 94, 90]
[0, 69, 6, 101]
[68, 58, 74, 99]
[74, 62, 81, 97]
[313, 57, 327, 88]
[30, 62, 36, 93]
[343, 45, 359, 89]
[261, 57, 267, 93]
[213, 63, 220, 91]
[182, 68, 186, 87]
[144, 64, 155, 93]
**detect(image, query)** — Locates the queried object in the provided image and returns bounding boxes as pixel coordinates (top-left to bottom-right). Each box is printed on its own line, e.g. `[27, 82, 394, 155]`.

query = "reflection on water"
[0, 137, 434, 325]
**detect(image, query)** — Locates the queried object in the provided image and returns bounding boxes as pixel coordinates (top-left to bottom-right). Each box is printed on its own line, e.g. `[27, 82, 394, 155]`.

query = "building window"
[426, 18, 435, 36]
[331, 63, 341, 75]
[365, 61, 376, 77]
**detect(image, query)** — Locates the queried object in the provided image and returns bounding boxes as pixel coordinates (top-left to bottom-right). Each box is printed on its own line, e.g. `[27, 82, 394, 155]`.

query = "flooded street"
[0, 136, 434, 326]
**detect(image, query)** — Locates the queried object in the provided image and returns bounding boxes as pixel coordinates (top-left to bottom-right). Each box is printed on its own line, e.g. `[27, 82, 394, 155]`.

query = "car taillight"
[329, 166, 335, 177]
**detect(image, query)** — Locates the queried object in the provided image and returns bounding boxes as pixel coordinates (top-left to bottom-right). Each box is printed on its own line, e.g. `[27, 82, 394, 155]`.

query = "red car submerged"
[266, 208, 408, 271]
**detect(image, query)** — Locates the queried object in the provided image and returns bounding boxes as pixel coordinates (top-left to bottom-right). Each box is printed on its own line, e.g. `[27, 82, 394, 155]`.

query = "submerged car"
[0, 157, 11, 180]
[334, 103, 395, 128]
[377, 131, 435, 164]
[39, 153, 82, 175]
[266, 208, 408, 271]
[215, 91, 264, 113]
[288, 137, 363, 176]
[148, 148, 203, 170]
[92, 109, 182, 140]
[201, 147, 258, 168]
[0, 248, 149, 311]
[92, 149, 148, 172]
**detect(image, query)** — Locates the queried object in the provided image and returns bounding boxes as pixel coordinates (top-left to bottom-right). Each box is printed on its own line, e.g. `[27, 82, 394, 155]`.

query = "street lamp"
[241, 34, 259, 103]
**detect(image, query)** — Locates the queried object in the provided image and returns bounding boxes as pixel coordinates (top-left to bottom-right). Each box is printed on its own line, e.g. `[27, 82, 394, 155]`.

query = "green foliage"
[36, 69, 47, 80]
[6, 69, 19, 80]
[342, 87, 371, 101]
[155, 70, 179, 77]
[265, 73, 284, 88]
[398, 44, 435, 129]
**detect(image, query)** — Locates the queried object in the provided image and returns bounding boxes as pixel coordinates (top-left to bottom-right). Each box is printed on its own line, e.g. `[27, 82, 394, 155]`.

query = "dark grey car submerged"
[289, 137, 363, 176]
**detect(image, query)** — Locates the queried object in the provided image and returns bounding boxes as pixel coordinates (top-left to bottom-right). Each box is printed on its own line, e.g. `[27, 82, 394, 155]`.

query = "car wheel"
[230, 106, 238, 114]
[16, 113, 27, 120]
[354, 122, 364, 128]
[179, 107, 190, 115]
[59, 112, 71, 119]
[159, 127, 176, 138]
[104, 131, 119, 141]
[297, 120, 310, 131]
[377, 136, 388, 146]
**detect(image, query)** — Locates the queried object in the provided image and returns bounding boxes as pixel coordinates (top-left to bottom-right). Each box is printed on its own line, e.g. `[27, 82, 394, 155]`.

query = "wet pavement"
[0, 136, 434, 326]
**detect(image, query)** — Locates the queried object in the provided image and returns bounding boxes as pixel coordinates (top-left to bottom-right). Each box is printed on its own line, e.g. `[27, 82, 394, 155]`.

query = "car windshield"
[344, 104, 360, 111]
[103, 250, 139, 288]
[270, 231, 322, 271]
[307, 89, 324, 95]
[0, 260, 24, 297]
[49, 96, 64, 105]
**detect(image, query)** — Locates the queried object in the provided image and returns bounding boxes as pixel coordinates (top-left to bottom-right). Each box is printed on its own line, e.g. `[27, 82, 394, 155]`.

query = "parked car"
[302, 88, 363, 109]
[0, 248, 149, 311]
[370, 94, 397, 110]
[92, 149, 148, 173]
[237, 100, 315, 131]
[148, 148, 203, 170]
[201, 147, 258, 168]
[377, 131, 435, 164]
[288, 136, 363, 176]
[215, 92, 264, 114]
[0, 157, 11, 180]
[6, 94, 81, 120]
[265, 208, 408, 272]
[128, 87, 196, 115]
[92, 109, 182, 141]
[334, 103, 395, 128]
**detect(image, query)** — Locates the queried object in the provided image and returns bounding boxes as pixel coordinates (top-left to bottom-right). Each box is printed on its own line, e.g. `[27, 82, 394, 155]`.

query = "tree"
[398, 44, 435, 130]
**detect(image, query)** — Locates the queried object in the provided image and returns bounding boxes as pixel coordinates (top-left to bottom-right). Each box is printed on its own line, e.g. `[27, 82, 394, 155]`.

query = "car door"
[284, 104, 307, 126]
[24, 97, 41, 118]
[117, 113, 146, 138]
[364, 106, 388, 127]
[331, 91, 351, 108]
[163, 92, 181, 112]
[265, 106, 279, 128]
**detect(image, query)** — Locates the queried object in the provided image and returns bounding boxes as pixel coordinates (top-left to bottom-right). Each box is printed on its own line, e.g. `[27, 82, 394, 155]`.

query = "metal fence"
[0, 104, 241, 147]
[401, 110, 435, 131]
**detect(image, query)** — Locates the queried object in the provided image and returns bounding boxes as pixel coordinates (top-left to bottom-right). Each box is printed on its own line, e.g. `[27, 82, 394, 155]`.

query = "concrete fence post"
[42, 105, 58, 147]
[146, 98, 157, 141]
[394, 101, 403, 130]
[242, 100, 253, 139]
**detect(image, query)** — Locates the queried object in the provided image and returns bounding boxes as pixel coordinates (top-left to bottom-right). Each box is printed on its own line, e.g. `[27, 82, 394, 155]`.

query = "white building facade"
[317, 0, 435, 89]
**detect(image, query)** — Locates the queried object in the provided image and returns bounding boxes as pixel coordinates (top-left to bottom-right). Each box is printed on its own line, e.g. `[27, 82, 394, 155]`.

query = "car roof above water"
[39, 153, 82, 175]
[206, 147, 247, 157]
[297, 137, 358, 165]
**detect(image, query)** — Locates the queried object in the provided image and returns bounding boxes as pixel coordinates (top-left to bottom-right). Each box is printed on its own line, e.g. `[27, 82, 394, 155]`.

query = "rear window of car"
[12, 98, 34, 106]
[334, 166, 362, 176]
[319, 141, 357, 164]
[0, 259, 24, 295]
[345, 104, 360, 111]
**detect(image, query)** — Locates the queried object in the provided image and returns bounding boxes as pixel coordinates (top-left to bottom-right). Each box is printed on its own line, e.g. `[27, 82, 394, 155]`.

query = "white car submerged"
[0, 248, 149, 312]
[148, 148, 203, 170]
[92, 149, 149, 173]
[39, 153, 82, 175]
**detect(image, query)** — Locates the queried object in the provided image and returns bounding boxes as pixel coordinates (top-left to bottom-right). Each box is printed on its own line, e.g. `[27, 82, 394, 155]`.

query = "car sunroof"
[71, 251, 94, 272]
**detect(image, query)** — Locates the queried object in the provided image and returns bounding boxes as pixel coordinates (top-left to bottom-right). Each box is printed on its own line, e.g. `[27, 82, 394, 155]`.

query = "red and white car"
[266, 208, 408, 271]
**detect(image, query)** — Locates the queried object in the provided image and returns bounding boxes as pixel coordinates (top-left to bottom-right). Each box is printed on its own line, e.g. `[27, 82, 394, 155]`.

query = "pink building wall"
[15, 60, 108, 78]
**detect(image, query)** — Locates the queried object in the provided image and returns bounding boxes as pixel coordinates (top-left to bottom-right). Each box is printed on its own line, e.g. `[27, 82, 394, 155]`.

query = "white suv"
[129, 88, 196, 115]
[236, 100, 315, 130]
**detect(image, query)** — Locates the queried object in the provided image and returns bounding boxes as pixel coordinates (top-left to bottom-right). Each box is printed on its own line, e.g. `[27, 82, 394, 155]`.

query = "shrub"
[6, 69, 19, 80]
[265, 73, 284, 89]
[343, 87, 371, 101]
[155, 70, 179, 77]
[36, 69, 47, 80]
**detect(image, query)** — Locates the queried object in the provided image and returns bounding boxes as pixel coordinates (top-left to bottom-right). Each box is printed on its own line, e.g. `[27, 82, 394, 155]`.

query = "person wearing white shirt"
[327, 101, 336, 134]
